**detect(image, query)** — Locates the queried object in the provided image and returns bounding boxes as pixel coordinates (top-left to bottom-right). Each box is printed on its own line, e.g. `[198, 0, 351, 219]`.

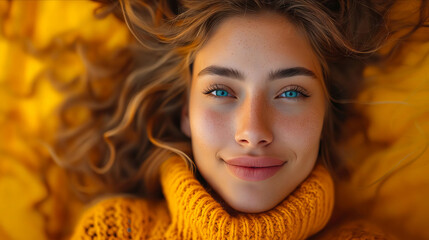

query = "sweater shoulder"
[71, 196, 169, 240]
[314, 219, 397, 240]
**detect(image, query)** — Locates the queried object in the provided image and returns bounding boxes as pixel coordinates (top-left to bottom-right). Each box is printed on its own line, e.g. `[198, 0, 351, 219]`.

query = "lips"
[224, 156, 286, 181]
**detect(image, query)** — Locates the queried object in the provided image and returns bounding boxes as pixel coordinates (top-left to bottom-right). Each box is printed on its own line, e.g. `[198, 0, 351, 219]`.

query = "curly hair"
[50, 0, 428, 199]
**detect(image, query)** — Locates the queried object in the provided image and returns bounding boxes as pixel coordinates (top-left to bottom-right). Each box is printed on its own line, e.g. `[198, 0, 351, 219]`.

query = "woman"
[53, 0, 427, 239]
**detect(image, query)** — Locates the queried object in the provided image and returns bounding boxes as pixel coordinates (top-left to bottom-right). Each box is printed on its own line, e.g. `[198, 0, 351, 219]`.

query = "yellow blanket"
[0, 1, 428, 239]
[0, 1, 129, 239]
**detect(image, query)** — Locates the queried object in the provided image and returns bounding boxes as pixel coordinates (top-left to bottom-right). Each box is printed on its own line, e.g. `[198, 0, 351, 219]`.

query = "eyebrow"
[198, 65, 245, 80]
[268, 67, 316, 80]
[197, 65, 316, 81]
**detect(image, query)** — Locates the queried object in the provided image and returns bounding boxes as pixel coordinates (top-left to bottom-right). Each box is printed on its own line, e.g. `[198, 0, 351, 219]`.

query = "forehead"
[193, 12, 322, 80]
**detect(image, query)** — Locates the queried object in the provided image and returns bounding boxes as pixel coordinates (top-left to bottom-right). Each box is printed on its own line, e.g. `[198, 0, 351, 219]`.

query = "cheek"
[276, 107, 324, 157]
[189, 103, 232, 150]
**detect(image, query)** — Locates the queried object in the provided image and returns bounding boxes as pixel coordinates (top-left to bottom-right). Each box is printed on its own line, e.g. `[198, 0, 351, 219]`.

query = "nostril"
[237, 138, 270, 147]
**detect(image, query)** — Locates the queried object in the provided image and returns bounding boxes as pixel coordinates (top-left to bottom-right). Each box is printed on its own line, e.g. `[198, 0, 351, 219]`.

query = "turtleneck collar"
[160, 156, 334, 239]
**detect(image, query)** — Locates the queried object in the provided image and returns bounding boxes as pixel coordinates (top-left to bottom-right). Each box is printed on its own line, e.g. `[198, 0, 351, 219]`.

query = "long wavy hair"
[50, 0, 429, 199]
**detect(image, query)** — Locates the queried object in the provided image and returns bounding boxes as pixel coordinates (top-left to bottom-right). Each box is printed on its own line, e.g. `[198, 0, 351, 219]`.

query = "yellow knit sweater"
[71, 156, 335, 239]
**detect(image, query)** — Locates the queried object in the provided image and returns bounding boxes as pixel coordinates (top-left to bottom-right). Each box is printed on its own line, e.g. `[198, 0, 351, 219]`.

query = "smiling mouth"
[223, 157, 286, 181]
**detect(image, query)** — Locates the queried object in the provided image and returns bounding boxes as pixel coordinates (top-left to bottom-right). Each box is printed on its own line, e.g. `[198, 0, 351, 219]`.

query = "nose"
[235, 95, 273, 148]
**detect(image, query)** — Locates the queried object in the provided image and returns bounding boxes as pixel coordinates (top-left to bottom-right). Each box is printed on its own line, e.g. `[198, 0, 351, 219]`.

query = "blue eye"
[280, 90, 300, 98]
[203, 84, 234, 98]
[213, 89, 230, 97]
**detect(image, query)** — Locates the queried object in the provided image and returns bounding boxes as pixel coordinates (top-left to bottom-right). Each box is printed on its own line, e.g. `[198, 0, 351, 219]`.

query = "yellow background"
[0, 1, 428, 239]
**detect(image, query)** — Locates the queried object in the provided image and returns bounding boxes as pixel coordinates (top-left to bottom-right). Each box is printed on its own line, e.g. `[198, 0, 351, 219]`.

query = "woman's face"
[181, 12, 326, 213]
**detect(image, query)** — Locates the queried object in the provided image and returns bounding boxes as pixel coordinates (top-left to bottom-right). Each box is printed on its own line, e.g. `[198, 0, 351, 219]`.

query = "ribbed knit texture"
[71, 156, 334, 239]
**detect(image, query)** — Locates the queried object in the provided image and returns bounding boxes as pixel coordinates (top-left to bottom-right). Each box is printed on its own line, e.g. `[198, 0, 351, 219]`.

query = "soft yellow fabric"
[335, 20, 429, 240]
[0, 1, 130, 239]
[317, 219, 398, 240]
[72, 156, 334, 239]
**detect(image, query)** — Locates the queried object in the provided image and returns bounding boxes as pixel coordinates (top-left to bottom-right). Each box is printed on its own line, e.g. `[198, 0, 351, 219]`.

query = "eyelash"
[202, 84, 311, 99]
[203, 84, 235, 98]
[277, 85, 311, 99]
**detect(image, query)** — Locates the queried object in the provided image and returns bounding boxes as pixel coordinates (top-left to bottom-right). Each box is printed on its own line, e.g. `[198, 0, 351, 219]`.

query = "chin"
[215, 184, 290, 214]
[225, 197, 278, 214]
